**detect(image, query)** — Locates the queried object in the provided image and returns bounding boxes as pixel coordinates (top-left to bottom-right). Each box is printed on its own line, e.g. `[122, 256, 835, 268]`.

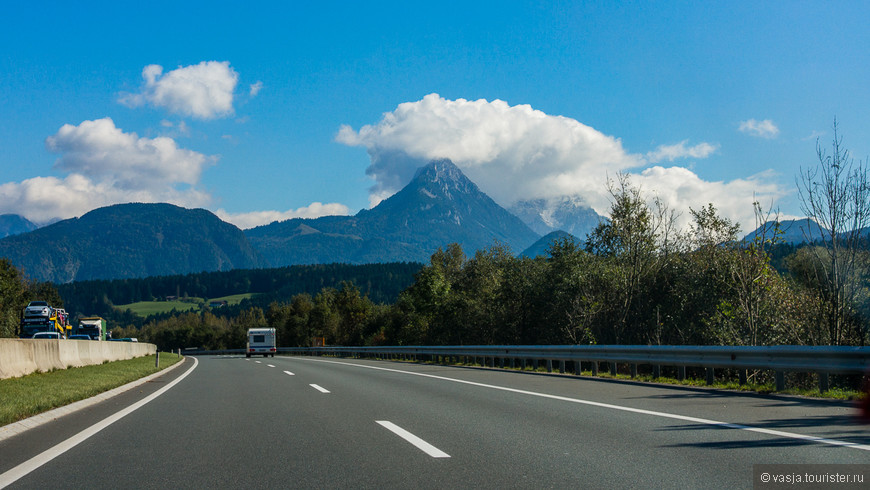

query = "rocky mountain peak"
[410, 159, 479, 199]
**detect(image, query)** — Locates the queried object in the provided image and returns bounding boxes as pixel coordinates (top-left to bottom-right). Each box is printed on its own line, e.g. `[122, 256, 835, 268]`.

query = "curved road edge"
[0, 357, 198, 488]
[0, 356, 191, 444]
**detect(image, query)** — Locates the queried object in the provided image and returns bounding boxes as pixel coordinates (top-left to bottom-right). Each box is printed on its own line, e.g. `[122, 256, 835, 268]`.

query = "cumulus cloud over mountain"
[338, 93, 786, 229]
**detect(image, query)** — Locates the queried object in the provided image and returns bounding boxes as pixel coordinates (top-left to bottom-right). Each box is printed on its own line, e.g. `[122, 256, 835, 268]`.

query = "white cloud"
[338, 93, 786, 230]
[645, 140, 719, 163]
[0, 118, 217, 224]
[2, 116, 348, 227]
[215, 202, 351, 229]
[119, 61, 239, 119]
[0, 174, 214, 225]
[739, 119, 780, 139]
[633, 166, 787, 229]
[249, 81, 263, 97]
[45, 118, 213, 191]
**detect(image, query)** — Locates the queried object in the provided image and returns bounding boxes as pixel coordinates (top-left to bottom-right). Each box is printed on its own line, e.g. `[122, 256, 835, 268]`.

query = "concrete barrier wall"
[0, 339, 157, 379]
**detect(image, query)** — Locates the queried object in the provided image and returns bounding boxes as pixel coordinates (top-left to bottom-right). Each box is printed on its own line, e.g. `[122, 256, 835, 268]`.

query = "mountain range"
[742, 218, 828, 245]
[0, 214, 37, 239]
[509, 197, 602, 239]
[0, 160, 559, 283]
[1, 159, 859, 284]
[0, 203, 266, 283]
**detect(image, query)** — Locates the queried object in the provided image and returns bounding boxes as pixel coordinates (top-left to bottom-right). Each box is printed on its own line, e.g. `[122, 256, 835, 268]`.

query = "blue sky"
[2, 1, 869, 233]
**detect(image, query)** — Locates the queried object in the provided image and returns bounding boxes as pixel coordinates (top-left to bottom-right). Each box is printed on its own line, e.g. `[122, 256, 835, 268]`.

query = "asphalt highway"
[2, 355, 869, 488]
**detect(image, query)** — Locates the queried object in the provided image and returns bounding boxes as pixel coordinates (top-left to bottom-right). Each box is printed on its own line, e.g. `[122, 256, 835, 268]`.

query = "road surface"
[2, 355, 869, 488]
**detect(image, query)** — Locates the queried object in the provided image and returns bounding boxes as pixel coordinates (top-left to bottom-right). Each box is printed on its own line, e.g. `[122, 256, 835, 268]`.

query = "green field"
[208, 293, 257, 305]
[116, 293, 257, 317]
[118, 298, 204, 316]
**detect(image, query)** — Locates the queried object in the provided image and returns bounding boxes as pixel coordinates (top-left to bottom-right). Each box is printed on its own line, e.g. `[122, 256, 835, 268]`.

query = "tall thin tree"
[797, 120, 870, 344]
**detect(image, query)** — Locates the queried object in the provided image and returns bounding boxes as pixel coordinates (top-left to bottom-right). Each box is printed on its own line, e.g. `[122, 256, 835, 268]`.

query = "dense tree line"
[376, 182, 837, 348]
[124, 176, 869, 352]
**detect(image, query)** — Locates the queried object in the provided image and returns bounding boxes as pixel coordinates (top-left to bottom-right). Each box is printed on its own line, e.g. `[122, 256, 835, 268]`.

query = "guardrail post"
[609, 362, 617, 376]
[533, 359, 539, 370]
[546, 359, 553, 373]
[591, 361, 598, 376]
[630, 364, 637, 379]
[155, 351, 160, 367]
[559, 360, 566, 374]
[499, 357, 505, 368]
[575, 360, 581, 375]
[775, 371, 786, 391]
[705, 367, 714, 385]
[739, 370, 747, 385]
[678, 366, 686, 381]
[653, 365, 661, 379]
[818, 372, 830, 393]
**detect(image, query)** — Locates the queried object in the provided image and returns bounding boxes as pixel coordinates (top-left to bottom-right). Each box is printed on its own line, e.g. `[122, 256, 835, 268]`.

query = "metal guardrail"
[184, 344, 870, 392]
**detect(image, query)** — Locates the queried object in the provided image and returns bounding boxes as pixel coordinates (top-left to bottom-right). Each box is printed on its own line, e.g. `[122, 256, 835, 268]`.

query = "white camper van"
[247, 328, 277, 358]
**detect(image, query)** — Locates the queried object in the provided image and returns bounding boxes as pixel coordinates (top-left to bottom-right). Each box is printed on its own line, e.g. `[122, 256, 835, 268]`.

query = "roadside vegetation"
[0, 353, 182, 427]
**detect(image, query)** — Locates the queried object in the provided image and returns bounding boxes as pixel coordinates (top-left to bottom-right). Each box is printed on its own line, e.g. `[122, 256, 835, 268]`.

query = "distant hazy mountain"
[520, 230, 581, 258]
[246, 159, 541, 266]
[742, 219, 828, 245]
[0, 214, 38, 238]
[509, 196, 603, 240]
[0, 203, 266, 283]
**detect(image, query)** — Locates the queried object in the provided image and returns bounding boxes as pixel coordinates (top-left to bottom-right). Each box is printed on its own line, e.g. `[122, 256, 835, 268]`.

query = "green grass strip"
[0, 353, 183, 427]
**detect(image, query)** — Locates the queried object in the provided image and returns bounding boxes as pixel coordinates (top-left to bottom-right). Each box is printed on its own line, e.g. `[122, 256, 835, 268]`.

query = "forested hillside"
[56, 262, 422, 326]
[0, 203, 266, 283]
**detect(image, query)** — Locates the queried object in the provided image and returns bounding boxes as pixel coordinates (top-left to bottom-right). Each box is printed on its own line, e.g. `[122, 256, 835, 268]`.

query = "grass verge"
[0, 353, 183, 427]
[407, 357, 864, 400]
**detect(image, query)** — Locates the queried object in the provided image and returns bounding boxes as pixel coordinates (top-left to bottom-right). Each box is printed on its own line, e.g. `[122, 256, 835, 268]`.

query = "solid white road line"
[376, 421, 450, 458]
[310, 384, 330, 393]
[0, 357, 199, 488]
[284, 371, 295, 376]
[0, 358, 187, 444]
[297, 357, 870, 452]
